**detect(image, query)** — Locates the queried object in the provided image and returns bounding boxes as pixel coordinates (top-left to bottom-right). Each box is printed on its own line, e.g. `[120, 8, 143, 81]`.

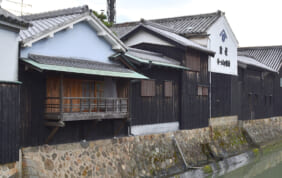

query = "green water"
[217, 143, 282, 178]
[175, 142, 282, 178]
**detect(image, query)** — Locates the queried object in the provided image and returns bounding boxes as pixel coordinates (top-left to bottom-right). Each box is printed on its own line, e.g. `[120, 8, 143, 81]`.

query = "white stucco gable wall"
[21, 21, 116, 64]
[123, 30, 175, 47]
[207, 16, 238, 75]
[0, 27, 19, 81]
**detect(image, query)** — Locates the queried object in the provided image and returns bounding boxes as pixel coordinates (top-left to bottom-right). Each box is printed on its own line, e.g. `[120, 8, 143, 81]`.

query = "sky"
[1, 0, 282, 47]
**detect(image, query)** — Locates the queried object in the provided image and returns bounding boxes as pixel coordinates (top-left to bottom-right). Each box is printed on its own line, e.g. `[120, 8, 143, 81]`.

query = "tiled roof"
[19, 5, 127, 52]
[238, 55, 276, 73]
[127, 48, 181, 65]
[120, 20, 215, 56]
[238, 46, 282, 72]
[111, 11, 222, 37]
[19, 5, 89, 42]
[27, 53, 133, 73]
[0, 7, 30, 28]
[122, 48, 190, 70]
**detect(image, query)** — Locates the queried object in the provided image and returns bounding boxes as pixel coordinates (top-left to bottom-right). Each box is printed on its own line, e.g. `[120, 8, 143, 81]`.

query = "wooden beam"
[45, 127, 59, 144]
[114, 119, 127, 137]
[45, 121, 65, 127]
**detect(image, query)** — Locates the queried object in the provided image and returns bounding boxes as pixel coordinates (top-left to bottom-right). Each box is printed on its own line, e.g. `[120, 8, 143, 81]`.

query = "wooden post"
[60, 74, 64, 118]
[70, 99, 72, 112]
[97, 98, 99, 112]
[80, 99, 82, 112]
[89, 98, 91, 113]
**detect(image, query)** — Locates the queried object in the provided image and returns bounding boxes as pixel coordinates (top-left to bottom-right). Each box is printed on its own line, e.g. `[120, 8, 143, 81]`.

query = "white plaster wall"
[21, 21, 116, 64]
[131, 122, 179, 135]
[124, 30, 174, 47]
[0, 27, 19, 81]
[207, 16, 238, 75]
[189, 36, 208, 47]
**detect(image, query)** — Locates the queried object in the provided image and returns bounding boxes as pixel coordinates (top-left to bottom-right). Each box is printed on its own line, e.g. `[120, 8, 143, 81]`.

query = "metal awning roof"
[21, 55, 148, 79]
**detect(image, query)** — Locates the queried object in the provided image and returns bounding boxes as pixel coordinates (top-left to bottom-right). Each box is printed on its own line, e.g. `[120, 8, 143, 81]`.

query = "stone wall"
[17, 116, 282, 177]
[0, 162, 19, 178]
[242, 116, 282, 145]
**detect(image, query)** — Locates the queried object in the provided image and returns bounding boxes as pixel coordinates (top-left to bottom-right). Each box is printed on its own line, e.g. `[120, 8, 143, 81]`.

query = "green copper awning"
[22, 59, 148, 79]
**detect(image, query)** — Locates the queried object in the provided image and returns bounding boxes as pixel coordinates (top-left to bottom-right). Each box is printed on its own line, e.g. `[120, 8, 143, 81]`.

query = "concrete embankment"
[1, 116, 282, 177]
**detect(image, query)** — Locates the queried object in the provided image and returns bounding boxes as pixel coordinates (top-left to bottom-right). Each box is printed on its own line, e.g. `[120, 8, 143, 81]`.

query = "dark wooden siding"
[130, 68, 180, 126]
[181, 51, 209, 129]
[211, 73, 232, 117]
[0, 83, 20, 164]
[236, 67, 275, 120]
[274, 68, 282, 116]
[19, 66, 46, 147]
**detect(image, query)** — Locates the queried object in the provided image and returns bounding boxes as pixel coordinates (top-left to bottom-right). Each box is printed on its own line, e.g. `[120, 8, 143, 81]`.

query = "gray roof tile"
[19, 6, 89, 42]
[127, 48, 181, 65]
[0, 7, 30, 28]
[111, 11, 222, 37]
[120, 20, 215, 55]
[27, 53, 134, 73]
[238, 46, 282, 72]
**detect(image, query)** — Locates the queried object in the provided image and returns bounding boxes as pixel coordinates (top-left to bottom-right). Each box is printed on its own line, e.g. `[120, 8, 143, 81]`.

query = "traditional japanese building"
[238, 46, 282, 120]
[18, 5, 147, 147]
[111, 20, 215, 134]
[112, 10, 239, 122]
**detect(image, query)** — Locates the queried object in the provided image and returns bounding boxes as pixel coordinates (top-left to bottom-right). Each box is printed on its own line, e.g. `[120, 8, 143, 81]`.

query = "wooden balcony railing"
[45, 97, 128, 121]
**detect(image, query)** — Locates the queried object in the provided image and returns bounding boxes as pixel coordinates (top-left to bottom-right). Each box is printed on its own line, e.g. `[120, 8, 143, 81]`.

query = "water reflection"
[174, 142, 282, 178]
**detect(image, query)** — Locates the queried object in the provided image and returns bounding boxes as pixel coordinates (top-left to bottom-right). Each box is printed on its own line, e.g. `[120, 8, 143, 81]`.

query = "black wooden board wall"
[130, 67, 180, 126]
[0, 83, 20, 164]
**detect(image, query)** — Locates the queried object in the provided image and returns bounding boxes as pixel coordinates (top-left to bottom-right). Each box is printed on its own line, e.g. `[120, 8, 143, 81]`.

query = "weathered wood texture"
[211, 73, 232, 117]
[274, 68, 282, 116]
[236, 67, 275, 120]
[130, 68, 180, 126]
[132, 44, 210, 129]
[19, 66, 46, 147]
[0, 83, 20, 164]
[181, 50, 209, 129]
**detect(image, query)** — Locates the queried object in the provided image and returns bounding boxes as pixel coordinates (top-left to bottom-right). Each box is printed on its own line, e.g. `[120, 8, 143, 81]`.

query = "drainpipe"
[208, 37, 212, 120]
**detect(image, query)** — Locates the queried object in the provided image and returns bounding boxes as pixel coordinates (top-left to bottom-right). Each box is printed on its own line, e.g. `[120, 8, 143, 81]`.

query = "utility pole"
[107, 0, 116, 23]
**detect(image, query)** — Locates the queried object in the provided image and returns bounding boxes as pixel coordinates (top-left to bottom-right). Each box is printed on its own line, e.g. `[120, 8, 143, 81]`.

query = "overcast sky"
[2, 0, 282, 47]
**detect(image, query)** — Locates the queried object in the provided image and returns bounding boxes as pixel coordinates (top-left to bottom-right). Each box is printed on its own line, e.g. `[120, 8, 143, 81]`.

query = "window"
[141, 80, 155, 96]
[219, 46, 223, 54]
[225, 47, 228, 56]
[164, 81, 173, 97]
[198, 86, 208, 96]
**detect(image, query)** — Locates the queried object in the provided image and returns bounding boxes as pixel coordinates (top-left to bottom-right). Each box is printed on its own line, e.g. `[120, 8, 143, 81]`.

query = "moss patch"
[252, 148, 259, 157]
[203, 165, 213, 174]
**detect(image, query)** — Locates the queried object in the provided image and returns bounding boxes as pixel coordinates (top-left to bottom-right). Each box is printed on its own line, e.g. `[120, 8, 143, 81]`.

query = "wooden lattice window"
[141, 80, 155, 96]
[164, 81, 173, 97]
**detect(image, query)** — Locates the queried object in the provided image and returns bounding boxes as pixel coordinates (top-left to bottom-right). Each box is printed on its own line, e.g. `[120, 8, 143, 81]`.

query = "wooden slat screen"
[141, 80, 155, 96]
[164, 81, 173, 97]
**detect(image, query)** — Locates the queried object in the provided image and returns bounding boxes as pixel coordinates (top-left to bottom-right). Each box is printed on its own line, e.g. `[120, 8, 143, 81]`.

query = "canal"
[174, 141, 282, 178]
